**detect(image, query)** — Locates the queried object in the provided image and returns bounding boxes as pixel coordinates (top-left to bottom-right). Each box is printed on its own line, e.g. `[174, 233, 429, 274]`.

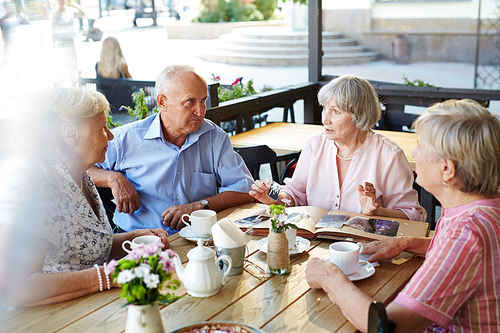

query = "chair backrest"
[279, 155, 299, 185]
[234, 145, 280, 183]
[368, 301, 396, 333]
[77, 74, 220, 113]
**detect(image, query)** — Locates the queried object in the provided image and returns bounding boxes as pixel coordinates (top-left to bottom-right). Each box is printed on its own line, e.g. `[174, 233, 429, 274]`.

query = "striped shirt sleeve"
[393, 202, 500, 332]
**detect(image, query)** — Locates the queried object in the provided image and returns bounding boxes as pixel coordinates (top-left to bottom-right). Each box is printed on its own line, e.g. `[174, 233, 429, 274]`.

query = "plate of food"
[169, 321, 265, 333]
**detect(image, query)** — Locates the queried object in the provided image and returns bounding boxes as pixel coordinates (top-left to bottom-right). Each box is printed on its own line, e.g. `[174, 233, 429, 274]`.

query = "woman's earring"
[442, 181, 448, 187]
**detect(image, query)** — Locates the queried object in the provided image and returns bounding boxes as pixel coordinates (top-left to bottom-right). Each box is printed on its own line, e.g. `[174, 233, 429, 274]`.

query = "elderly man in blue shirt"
[89, 65, 254, 235]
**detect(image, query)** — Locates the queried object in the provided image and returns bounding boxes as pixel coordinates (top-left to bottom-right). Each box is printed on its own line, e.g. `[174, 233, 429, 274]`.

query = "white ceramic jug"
[125, 301, 164, 333]
[173, 238, 232, 297]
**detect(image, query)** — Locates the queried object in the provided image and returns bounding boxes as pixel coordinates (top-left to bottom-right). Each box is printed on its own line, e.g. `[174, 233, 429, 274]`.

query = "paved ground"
[72, 11, 499, 122]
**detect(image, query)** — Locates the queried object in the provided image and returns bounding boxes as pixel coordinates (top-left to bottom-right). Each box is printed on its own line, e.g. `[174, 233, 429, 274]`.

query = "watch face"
[200, 199, 209, 208]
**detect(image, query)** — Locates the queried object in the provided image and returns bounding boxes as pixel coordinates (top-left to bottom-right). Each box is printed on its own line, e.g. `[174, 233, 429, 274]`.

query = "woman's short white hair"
[47, 88, 109, 157]
[49, 87, 109, 122]
[155, 65, 207, 100]
[414, 99, 500, 195]
[317, 74, 381, 131]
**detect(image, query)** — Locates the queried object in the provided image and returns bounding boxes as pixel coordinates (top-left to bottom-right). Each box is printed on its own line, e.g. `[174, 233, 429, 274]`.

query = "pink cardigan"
[282, 130, 426, 221]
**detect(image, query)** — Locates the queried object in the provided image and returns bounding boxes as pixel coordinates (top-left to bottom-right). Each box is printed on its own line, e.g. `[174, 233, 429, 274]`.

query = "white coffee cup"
[182, 210, 217, 238]
[122, 235, 161, 253]
[285, 228, 297, 250]
[329, 242, 360, 275]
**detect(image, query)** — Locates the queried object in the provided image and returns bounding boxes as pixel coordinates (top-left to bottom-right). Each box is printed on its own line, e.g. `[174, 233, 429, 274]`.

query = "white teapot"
[173, 238, 232, 297]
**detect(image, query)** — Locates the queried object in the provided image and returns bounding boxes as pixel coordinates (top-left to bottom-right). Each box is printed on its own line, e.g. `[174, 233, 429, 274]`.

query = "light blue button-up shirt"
[98, 114, 253, 233]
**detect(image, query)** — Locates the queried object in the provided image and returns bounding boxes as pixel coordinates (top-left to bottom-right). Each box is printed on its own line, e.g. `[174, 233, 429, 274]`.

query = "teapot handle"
[216, 254, 232, 285]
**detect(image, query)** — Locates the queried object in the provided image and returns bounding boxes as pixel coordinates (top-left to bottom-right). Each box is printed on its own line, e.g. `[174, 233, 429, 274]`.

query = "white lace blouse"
[35, 160, 114, 273]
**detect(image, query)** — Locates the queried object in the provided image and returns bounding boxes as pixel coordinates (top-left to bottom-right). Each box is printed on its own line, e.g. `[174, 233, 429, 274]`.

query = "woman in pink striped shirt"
[306, 99, 500, 332]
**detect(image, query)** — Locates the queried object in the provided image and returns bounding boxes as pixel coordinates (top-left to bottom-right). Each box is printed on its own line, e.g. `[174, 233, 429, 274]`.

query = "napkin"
[212, 218, 251, 248]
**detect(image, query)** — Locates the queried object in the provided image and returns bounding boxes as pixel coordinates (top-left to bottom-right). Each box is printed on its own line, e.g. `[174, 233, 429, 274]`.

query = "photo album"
[224, 203, 430, 242]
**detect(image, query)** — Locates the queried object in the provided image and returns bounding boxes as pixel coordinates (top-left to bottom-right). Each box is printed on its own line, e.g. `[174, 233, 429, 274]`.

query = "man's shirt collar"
[143, 113, 215, 146]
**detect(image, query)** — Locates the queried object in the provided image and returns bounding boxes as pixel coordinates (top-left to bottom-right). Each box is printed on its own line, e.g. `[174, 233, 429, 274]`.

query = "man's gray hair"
[155, 65, 207, 99]
[317, 74, 381, 131]
[414, 99, 500, 195]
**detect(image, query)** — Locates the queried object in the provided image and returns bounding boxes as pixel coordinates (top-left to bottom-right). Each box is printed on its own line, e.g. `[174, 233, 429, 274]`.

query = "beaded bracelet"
[103, 263, 111, 290]
[94, 264, 103, 292]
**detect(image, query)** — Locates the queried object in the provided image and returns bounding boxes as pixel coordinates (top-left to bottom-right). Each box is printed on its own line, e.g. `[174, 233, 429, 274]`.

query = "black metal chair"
[279, 155, 299, 185]
[234, 145, 280, 183]
[368, 301, 396, 333]
[412, 172, 440, 229]
[97, 187, 117, 232]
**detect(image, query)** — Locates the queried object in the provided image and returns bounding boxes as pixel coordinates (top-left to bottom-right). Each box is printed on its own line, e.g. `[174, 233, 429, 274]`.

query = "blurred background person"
[51, 0, 85, 86]
[306, 99, 500, 332]
[96, 36, 132, 79]
[0, 0, 29, 61]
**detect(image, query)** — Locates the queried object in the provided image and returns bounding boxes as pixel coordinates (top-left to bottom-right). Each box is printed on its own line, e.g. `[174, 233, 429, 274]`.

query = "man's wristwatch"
[199, 199, 209, 209]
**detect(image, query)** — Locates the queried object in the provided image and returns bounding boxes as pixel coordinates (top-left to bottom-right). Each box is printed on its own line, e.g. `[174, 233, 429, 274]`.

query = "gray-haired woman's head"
[317, 74, 381, 131]
[413, 99, 500, 195]
[47, 88, 109, 158]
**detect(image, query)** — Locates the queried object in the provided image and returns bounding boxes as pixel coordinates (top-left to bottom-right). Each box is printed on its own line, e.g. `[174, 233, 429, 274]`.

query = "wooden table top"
[0, 204, 424, 333]
[230, 122, 418, 171]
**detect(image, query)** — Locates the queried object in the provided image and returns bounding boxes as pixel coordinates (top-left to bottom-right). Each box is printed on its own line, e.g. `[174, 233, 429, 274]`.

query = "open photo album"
[224, 203, 430, 242]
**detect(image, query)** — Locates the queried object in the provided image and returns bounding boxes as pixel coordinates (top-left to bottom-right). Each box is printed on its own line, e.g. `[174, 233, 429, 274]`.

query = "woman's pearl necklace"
[336, 154, 353, 161]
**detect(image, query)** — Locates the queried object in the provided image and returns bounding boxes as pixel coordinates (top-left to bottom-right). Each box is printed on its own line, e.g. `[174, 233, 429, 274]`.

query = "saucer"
[179, 226, 212, 242]
[257, 236, 311, 255]
[347, 262, 375, 281]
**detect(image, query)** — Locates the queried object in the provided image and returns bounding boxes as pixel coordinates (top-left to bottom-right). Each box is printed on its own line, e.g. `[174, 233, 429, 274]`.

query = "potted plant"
[105, 243, 180, 332]
[267, 200, 297, 275]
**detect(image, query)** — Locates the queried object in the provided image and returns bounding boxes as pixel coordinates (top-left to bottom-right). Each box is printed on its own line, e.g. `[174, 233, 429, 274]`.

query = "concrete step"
[211, 43, 369, 56]
[219, 34, 359, 48]
[195, 27, 380, 66]
[230, 27, 344, 40]
[196, 49, 380, 66]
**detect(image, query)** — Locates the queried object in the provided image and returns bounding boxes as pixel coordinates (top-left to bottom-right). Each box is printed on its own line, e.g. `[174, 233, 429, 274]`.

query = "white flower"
[117, 269, 136, 284]
[143, 273, 160, 289]
[134, 265, 150, 278]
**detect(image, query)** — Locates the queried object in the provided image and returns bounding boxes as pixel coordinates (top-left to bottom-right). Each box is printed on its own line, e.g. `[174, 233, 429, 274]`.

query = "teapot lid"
[187, 238, 215, 260]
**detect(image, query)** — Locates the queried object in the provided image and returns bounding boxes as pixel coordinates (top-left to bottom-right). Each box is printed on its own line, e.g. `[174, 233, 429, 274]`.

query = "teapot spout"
[172, 255, 184, 283]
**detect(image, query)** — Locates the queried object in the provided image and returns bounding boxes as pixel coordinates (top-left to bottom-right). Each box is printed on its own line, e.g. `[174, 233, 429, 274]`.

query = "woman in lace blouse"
[3, 88, 168, 308]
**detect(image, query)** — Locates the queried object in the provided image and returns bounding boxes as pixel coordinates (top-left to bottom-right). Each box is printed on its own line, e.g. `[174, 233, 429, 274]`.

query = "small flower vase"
[267, 230, 290, 275]
[125, 301, 165, 333]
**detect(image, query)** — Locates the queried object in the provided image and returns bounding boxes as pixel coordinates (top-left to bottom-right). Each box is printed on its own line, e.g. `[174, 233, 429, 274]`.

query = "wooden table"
[230, 122, 418, 171]
[0, 205, 424, 333]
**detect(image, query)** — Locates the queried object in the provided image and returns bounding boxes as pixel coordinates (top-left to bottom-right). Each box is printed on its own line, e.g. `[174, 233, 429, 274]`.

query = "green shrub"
[228, 1, 262, 22]
[198, 0, 228, 22]
[212, 74, 273, 102]
[198, 0, 267, 22]
[403, 76, 435, 88]
[254, 0, 277, 20]
[107, 89, 159, 129]
[218, 78, 257, 102]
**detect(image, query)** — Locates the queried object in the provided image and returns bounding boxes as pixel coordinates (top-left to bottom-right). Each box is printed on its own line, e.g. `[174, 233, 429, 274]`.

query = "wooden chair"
[234, 145, 280, 183]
